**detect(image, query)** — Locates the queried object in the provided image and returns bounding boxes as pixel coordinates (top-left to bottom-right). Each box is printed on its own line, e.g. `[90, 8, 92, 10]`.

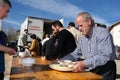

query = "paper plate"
[49, 63, 73, 71]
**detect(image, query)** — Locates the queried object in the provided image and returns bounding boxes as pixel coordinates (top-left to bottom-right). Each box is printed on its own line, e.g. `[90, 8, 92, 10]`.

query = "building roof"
[108, 21, 120, 31]
[28, 16, 55, 23]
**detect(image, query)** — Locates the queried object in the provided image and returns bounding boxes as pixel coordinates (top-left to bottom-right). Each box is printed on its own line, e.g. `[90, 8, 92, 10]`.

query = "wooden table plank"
[10, 57, 102, 80]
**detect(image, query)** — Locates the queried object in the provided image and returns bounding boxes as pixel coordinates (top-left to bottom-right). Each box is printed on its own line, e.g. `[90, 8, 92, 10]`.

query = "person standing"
[45, 21, 76, 59]
[67, 22, 82, 44]
[61, 12, 116, 80]
[17, 29, 28, 52]
[29, 34, 40, 56]
[17, 29, 28, 47]
[22, 29, 28, 46]
[41, 34, 50, 46]
[0, 0, 16, 79]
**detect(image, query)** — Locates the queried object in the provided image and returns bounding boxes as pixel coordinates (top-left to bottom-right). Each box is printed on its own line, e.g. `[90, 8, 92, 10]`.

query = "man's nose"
[78, 27, 82, 31]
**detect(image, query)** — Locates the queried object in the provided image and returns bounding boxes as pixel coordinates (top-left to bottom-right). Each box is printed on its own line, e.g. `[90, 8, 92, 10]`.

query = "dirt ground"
[4, 54, 13, 80]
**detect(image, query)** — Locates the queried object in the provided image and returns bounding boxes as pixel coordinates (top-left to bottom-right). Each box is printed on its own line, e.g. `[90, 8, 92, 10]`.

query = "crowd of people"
[17, 17, 117, 80]
[0, 0, 117, 80]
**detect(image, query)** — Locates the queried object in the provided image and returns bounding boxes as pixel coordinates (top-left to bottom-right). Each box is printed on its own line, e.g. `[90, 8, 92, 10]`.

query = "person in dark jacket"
[42, 21, 76, 60]
[0, 0, 16, 79]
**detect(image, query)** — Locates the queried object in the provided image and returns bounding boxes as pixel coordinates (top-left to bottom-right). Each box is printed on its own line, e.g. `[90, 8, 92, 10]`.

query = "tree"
[95, 23, 107, 28]
[3, 25, 18, 42]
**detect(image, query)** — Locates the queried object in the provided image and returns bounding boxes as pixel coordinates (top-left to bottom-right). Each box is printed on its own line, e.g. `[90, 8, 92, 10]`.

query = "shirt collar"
[85, 26, 94, 39]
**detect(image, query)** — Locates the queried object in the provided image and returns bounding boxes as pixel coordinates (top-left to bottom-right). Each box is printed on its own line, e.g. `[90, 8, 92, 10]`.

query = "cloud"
[16, 0, 83, 18]
[93, 15, 111, 27]
[16, 0, 111, 27]
[4, 19, 21, 26]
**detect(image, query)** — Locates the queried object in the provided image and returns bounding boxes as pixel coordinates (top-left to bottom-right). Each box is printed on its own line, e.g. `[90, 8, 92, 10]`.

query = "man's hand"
[6, 48, 16, 55]
[73, 61, 86, 72]
[0, 45, 16, 55]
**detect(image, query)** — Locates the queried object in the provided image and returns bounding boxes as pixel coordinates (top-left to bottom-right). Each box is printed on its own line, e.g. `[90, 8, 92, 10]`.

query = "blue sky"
[3, 0, 120, 30]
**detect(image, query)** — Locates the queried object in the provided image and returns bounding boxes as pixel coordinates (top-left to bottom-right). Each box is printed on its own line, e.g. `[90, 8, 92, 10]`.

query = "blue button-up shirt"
[61, 26, 116, 70]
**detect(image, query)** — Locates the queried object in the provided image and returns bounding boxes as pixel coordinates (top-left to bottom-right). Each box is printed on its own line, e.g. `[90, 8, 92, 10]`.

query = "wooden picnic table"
[10, 57, 102, 80]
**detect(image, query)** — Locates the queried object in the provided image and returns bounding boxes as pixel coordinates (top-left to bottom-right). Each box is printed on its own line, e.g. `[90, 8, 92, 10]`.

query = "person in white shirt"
[41, 34, 49, 46]
[17, 29, 28, 52]
[67, 22, 82, 44]
[17, 29, 28, 47]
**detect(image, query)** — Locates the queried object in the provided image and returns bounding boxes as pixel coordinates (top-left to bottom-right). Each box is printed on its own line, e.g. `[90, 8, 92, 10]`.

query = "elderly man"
[0, 0, 16, 79]
[61, 12, 116, 80]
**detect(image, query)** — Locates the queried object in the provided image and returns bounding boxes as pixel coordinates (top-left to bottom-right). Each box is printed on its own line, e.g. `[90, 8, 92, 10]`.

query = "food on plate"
[49, 60, 75, 71]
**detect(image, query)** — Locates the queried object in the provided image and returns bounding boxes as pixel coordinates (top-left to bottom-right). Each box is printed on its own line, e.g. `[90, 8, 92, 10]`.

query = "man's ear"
[88, 19, 92, 26]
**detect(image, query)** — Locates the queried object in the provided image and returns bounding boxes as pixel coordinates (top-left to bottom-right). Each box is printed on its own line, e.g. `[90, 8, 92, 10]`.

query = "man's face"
[0, 4, 10, 19]
[52, 25, 59, 34]
[24, 30, 28, 34]
[76, 16, 91, 36]
[67, 25, 71, 29]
